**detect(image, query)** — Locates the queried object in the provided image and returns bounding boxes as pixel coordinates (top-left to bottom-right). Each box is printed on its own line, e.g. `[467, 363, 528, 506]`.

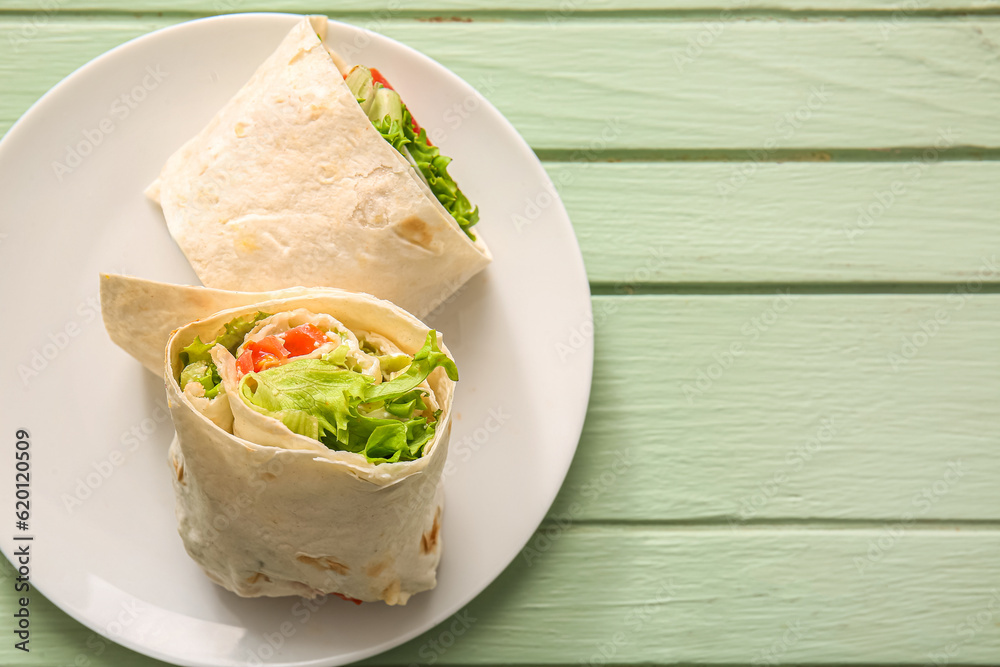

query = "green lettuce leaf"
[238, 331, 456, 463]
[179, 360, 223, 399]
[377, 353, 412, 374]
[365, 331, 458, 401]
[401, 119, 480, 241]
[383, 389, 427, 419]
[240, 358, 368, 443]
[354, 71, 479, 240]
[372, 114, 408, 154]
[179, 311, 271, 365]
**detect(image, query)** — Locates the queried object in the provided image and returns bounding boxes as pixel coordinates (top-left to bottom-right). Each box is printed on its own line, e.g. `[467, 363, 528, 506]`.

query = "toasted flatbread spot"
[170, 455, 184, 484]
[246, 572, 271, 585]
[396, 216, 433, 250]
[296, 554, 349, 575]
[420, 507, 442, 554]
[366, 560, 389, 578]
[234, 122, 249, 138]
[260, 472, 277, 482]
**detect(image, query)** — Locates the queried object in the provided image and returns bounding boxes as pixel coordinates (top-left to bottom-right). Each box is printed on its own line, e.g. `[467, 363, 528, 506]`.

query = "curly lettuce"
[238, 331, 457, 464]
[347, 66, 479, 240]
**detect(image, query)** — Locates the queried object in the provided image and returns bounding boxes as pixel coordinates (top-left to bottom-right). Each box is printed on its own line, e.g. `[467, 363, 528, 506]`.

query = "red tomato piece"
[254, 353, 285, 371]
[281, 324, 329, 357]
[370, 67, 393, 90]
[236, 349, 254, 376]
[333, 592, 363, 605]
[251, 335, 288, 359]
[235, 327, 332, 377]
[236, 336, 290, 375]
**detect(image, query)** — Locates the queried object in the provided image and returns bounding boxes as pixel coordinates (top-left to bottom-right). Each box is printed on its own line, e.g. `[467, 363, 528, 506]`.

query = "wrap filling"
[343, 65, 480, 241]
[177, 311, 457, 464]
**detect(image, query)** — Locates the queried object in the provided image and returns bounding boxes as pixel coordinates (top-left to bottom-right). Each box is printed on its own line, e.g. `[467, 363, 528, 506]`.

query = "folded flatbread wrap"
[147, 16, 491, 318]
[101, 273, 455, 604]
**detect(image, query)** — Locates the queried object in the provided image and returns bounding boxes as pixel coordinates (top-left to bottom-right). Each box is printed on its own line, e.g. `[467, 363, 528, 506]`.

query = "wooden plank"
[4, 528, 1000, 665]
[554, 161, 1000, 285]
[548, 294, 1000, 521]
[0, 18, 167, 143]
[2, 17, 1000, 150]
[3, 0, 999, 12]
[382, 527, 1000, 665]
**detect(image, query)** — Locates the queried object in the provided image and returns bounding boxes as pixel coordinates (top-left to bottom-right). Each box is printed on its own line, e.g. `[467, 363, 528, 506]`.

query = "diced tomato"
[236, 326, 335, 376]
[254, 353, 285, 371]
[369, 67, 393, 90]
[282, 323, 329, 356]
[237, 335, 289, 375]
[252, 336, 289, 359]
[333, 592, 363, 605]
[236, 349, 254, 376]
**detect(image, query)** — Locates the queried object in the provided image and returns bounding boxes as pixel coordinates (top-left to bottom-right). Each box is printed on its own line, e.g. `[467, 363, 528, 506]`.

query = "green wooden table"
[3, 1, 1000, 665]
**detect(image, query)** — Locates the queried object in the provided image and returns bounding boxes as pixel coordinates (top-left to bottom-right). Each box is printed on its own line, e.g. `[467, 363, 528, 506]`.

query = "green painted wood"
[550, 295, 1000, 522]
[4, 528, 1000, 666]
[4, 0, 1000, 12]
[381, 526, 1000, 665]
[3, 17, 1000, 150]
[2, 4, 999, 667]
[553, 161, 1000, 285]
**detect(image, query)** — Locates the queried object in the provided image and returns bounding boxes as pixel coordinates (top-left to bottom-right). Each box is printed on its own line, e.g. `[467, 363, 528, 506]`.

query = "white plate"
[0, 13, 592, 667]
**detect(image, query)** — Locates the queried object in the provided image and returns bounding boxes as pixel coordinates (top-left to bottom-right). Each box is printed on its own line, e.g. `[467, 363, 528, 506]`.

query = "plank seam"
[540, 518, 1000, 529]
[3, 9, 1000, 20]
[588, 283, 1000, 296]
[359, 664, 1000, 667]
[533, 148, 1000, 163]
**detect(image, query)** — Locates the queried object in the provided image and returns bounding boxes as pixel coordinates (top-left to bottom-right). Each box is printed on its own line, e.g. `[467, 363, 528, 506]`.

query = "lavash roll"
[101, 274, 453, 604]
[146, 15, 491, 318]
